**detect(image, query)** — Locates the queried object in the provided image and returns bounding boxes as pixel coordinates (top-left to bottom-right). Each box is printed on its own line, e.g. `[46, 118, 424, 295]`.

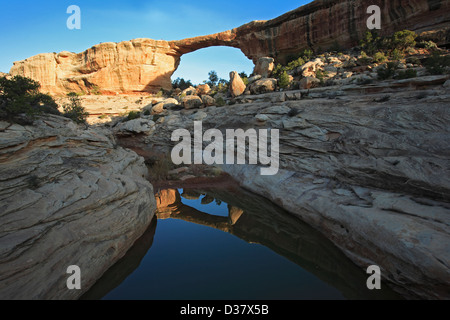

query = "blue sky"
[0, 1, 310, 84]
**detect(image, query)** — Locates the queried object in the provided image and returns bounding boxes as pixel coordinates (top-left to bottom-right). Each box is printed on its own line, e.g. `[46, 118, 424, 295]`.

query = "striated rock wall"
[0, 115, 156, 299]
[9, 0, 450, 94]
[10, 39, 180, 95]
[233, 0, 450, 63]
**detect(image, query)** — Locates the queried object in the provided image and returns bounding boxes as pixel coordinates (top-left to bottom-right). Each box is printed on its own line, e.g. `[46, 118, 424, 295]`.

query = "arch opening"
[171, 46, 254, 86]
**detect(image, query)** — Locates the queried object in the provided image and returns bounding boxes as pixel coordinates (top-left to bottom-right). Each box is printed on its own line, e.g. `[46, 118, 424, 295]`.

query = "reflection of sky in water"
[179, 188, 229, 217]
[101, 189, 345, 300]
[103, 218, 344, 300]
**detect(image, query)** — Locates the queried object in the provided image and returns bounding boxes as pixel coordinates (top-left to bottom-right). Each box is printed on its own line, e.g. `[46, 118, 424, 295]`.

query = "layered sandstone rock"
[9, 0, 449, 95]
[0, 115, 156, 299]
[10, 39, 179, 95]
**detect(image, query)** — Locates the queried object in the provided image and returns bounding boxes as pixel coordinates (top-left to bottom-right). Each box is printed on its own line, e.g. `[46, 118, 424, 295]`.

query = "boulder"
[201, 95, 216, 107]
[181, 86, 197, 96]
[299, 76, 320, 89]
[443, 80, 450, 88]
[182, 95, 203, 109]
[248, 78, 277, 94]
[301, 58, 324, 77]
[229, 71, 246, 97]
[114, 118, 156, 136]
[196, 84, 211, 96]
[253, 57, 274, 78]
[247, 75, 262, 84]
[151, 98, 179, 114]
[324, 65, 338, 78]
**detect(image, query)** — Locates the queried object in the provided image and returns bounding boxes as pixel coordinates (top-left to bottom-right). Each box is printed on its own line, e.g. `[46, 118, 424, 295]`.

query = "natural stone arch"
[9, 0, 448, 94]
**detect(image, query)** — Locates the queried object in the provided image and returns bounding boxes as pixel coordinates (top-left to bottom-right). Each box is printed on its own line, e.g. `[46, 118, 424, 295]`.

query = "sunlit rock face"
[10, 0, 449, 94]
[10, 39, 179, 95]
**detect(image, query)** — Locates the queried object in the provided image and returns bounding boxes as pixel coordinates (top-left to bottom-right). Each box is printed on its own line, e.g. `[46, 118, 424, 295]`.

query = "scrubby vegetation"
[172, 77, 194, 90]
[278, 71, 291, 89]
[377, 62, 398, 80]
[62, 93, 89, 124]
[395, 69, 417, 80]
[125, 110, 141, 121]
[0, 75, 60, 122]
[360, 30, 417, 56]
[425, 52, 450, 75]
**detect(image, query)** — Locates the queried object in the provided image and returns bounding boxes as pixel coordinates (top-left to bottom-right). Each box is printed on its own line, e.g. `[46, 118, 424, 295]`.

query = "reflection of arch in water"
[155, 188, 401, 300]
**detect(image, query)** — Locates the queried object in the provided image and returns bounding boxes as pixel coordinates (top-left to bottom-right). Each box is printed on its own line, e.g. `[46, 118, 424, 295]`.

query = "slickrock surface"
[134, 76, 450, 299]
[0, 115, 156, 299]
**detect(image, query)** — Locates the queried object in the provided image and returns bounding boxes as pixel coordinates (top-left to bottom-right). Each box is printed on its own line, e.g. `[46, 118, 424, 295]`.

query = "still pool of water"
[81, 187, 401, 300]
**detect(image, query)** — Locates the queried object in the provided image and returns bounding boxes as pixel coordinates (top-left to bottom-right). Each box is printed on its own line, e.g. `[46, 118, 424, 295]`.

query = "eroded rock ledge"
[9, 0, 450, 94]
[0, 116, 156, 299]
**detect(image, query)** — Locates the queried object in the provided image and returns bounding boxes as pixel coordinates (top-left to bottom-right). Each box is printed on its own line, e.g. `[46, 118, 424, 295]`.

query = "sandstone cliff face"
[0, 115, 156, 299]
[10, 39, 179, 95]
[233, 0, 450, 63]
[9, 0, 450, 94]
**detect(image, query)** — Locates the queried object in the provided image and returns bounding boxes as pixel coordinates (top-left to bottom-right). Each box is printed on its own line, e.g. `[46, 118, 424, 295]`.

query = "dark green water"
[81, 186, 401, 300]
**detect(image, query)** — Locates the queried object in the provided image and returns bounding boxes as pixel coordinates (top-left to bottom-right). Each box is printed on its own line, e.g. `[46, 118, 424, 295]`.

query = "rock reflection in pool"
[83, 187, 401, 300]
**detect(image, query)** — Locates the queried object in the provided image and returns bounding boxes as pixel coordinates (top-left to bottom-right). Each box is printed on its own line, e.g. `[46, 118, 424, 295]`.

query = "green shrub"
[125, 110, 141, 121]
[215, 97, 226, 107]
[0, 75, 60, 121]
[286, 57, 305, 71]
[360, 31, 380, 55]
[172, 77, 194, 90]
[315, 69, 328, 84]
[143, 109, 151, 116]
[216, 80, 229, 93]
[302, 48, 314, 61]
[391, 30, 417, 51]
[377, 62, 398, 80]
[358, 51, 373, 65]
[361, 30, 416, 54]
[390, 48, 404, 60]
[417, 40, 438, 50]
[395, 69, 417, 79]
[406, 57, 421, 65]
[146, 154, 173, 181]
[278, 71, 291, 89]
[425, 52, 450, 75]
[373, 51, 387, 63]
[62, 93, 89, 124]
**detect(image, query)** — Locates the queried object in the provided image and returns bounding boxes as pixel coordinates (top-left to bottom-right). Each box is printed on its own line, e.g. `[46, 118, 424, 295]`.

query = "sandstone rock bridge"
[10, 0, 450, 94]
